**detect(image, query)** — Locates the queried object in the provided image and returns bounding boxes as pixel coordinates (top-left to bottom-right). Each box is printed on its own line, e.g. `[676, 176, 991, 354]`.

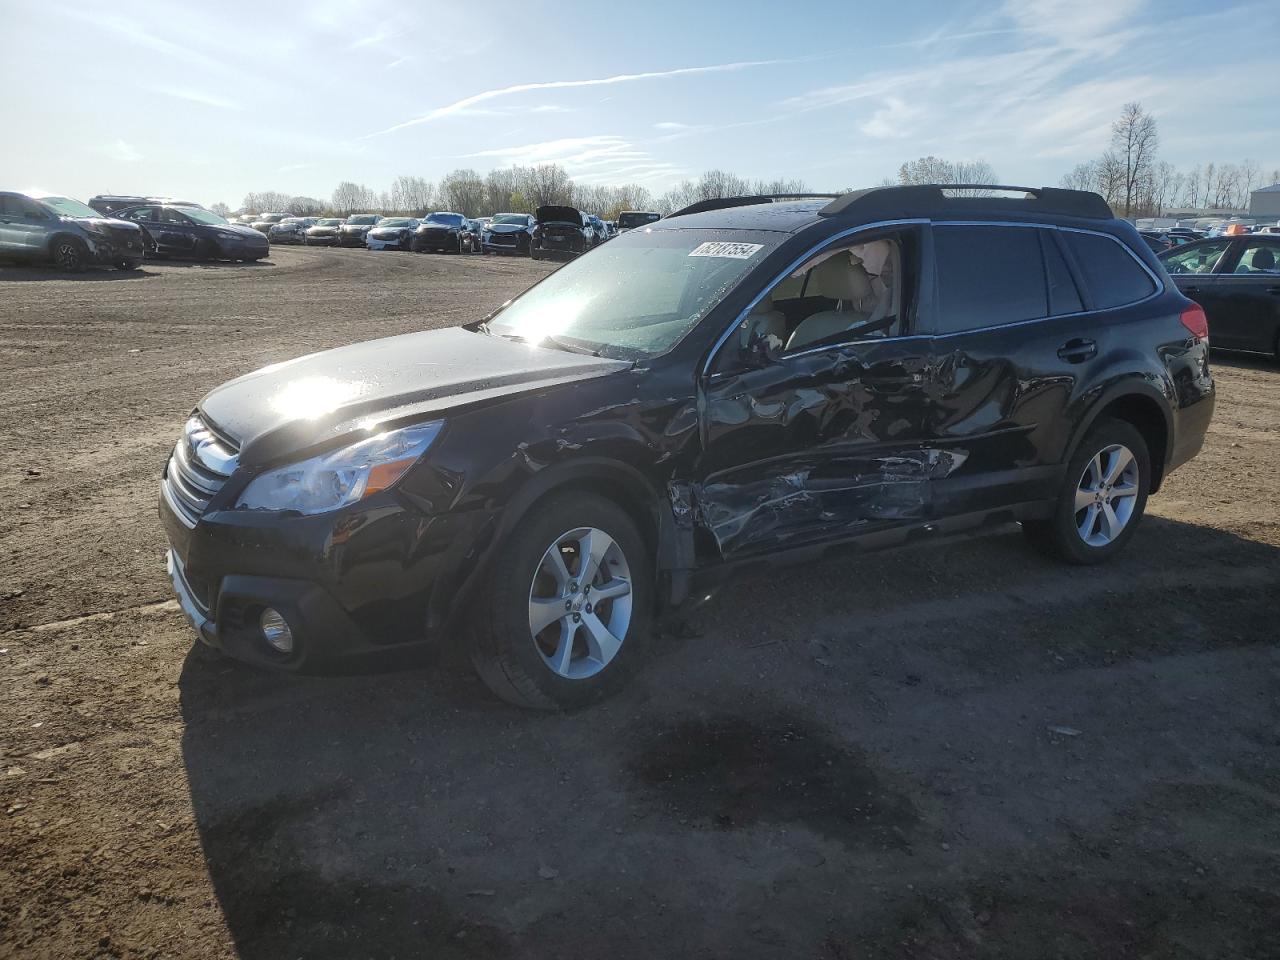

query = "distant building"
[1250, 184, 1280, 219]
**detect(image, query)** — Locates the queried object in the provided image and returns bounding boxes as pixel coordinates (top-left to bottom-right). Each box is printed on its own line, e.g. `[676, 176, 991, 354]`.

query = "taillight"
[1180, 302, 1208, 342]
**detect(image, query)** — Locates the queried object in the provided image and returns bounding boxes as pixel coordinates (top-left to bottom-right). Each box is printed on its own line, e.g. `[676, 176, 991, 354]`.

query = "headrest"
[810, 254, 874, 306]
[1252, 247, 1275, 270]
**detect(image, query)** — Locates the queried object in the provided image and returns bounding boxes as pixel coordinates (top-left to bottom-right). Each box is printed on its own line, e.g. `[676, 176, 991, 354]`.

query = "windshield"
[618, 212, 661, 229]
[316, 219, 343, 226]
[426, 213, 464, 225]
[184, 208, 230, 226]
[486, 229, 778, 359]
[490, 214, 530, 225]
[379, 218, 414, 227]
[347, 215, 378, 224]
[39, 196, 102, 219]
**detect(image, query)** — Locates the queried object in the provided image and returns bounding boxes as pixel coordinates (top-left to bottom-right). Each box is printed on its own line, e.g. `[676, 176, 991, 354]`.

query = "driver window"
[740, 235, 906, 353]
[1163, 239, 1230, 275]
[160, 208, 189, 224]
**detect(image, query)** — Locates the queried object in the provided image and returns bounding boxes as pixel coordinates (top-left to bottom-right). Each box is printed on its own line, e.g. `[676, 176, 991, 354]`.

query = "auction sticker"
[688, 241, 764, 259]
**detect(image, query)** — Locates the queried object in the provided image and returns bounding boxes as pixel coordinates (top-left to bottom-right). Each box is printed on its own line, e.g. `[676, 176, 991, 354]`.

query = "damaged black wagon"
[160, 185, 1214, 709]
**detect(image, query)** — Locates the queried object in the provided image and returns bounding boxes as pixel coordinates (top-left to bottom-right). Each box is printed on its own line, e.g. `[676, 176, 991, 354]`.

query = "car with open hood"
[337, 213, 382, 247]
[0, 192, 148, 271]
[481, 213, 534, 255]
[113, 203, 269, 261]
[304, 218, 347, 246]
[159, 184, 1214, 710]
[411, 212, 468, 253]
[365, 217, 419, 251]
[530, 204, 594, 260]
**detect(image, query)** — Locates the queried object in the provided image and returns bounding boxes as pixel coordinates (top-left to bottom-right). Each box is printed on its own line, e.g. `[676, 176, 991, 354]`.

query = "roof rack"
[666, 194, 841, 219]
[818, 184, 1113, 220]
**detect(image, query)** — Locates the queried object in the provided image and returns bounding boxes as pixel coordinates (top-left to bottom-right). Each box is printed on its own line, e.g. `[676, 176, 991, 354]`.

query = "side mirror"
[743, 329, 783, 368]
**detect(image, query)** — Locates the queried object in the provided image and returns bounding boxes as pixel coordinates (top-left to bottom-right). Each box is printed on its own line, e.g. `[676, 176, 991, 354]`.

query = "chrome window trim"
[702, 218, 1168, 376]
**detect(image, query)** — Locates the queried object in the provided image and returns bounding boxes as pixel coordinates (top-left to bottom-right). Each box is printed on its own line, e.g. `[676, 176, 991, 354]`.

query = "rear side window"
[933, 226, 1046, 334]
[1064, 232, 1156, 308]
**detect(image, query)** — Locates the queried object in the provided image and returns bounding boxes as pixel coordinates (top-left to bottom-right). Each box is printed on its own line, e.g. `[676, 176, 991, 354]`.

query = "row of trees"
[1061, 102, 1277, 216]
[216, 109, 1274, 221]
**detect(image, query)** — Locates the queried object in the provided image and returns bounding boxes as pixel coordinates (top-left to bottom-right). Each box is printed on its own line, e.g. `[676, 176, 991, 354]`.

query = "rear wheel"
[1024, 418, 1150, 565]
[470, 493, 651, 710]
[52, 237, 87, 272]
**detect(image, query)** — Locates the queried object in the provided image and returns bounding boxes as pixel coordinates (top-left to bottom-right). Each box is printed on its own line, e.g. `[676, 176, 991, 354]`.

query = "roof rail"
[666, 193, 841, 219]
[819, 184, 1113, 220]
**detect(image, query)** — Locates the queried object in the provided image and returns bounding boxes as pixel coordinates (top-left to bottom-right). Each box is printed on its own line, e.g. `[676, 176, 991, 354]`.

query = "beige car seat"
[785, 254, 875, 350]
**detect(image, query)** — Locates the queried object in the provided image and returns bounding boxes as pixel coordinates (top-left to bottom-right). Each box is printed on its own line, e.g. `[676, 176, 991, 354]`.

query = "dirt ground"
[1, 247, 1278, 960]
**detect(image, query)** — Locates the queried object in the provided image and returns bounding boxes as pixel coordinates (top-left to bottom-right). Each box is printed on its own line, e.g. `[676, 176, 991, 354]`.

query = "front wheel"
[117, 259, 142, 270]
[52, 237, 87, 272]
[470, 493, 652, 710]
[1024, 418, 1150, 565]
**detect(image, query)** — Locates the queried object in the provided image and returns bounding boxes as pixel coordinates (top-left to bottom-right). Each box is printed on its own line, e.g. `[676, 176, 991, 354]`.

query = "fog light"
[259, 607, 294, 654]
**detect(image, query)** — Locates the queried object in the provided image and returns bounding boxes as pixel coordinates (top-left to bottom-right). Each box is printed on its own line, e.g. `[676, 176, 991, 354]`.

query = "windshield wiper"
[540, 334, 605, 357]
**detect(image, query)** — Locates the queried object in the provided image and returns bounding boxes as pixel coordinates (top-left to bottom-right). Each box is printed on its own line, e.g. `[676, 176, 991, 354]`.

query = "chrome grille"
[163, 415, 238, 526]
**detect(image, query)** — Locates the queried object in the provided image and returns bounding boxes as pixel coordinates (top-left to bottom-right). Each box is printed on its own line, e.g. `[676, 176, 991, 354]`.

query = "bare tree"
[438, 169, 486, 215]
[389, 175, 435, 214]
[209, 201, 230, 218]
[896, 156, 997, 186]
[1111, 102, 1159, 217]
[287, 196, 325, 217]
[241, 190, 292, 214]
[1060, 160, 1100, 192]
[520, 164, 575, 209]
[331, 181, 377, 215]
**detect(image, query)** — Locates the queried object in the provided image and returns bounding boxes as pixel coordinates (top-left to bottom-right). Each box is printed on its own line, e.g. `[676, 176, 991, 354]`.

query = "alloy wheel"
[527, 526, 633, 680]
[1074, 443, 1140, 547]
[54, 241, 82, 271]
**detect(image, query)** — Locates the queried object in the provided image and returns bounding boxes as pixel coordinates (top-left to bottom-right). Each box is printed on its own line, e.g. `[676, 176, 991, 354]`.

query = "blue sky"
[3, 0, 1277, 206]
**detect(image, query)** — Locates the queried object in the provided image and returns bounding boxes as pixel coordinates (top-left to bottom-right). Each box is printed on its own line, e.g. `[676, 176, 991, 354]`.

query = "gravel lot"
[2, 247, 1278, 959]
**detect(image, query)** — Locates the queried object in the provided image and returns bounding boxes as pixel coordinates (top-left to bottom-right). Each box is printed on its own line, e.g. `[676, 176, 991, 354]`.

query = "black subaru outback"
[160, 185, 1214, 709]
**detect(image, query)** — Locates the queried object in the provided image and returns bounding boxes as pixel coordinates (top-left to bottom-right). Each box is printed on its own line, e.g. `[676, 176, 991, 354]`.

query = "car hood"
[418, 221, 460, 231]
[220, 224, 268, 239]
[369, 225, 411, 235]
[536, 205, 582, 225]
[487, 222, 530, 233]
[199, 326, 629, 467]
[340, 222, 375, 230]
[307, 225, 338, 233]
[70, 216, 142, 234]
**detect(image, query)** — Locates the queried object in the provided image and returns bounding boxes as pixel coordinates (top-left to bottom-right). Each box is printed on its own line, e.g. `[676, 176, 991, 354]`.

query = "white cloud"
[654, 121, 691, 131]
[104, 139, 143, 163]
[364, 57, 799, 137]
[860, 98, 921, 139]
[149, 86, 242, 110]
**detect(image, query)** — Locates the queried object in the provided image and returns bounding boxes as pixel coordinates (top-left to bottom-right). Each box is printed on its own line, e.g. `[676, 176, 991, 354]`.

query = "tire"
[196, 238, 219, 261]
[530, 247, 543, 261]
[1023, 418, 1150, 565]
[470, 492, 652, 710]
[117, 259, 141, 271]
[51, 236, 87, 273]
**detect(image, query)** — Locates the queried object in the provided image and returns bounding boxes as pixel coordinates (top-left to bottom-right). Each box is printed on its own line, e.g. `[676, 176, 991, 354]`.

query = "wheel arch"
[46, 230, 86, 257]
[1068, 382, 1173, 493]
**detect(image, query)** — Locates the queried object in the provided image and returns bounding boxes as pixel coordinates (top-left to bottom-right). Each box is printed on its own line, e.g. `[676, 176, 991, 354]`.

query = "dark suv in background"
[160, 185, 1213, 709]
[0, 192, 148, 271]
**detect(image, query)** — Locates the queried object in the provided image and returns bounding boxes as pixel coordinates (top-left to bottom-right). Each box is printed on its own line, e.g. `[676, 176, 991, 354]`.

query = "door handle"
[1057, 338, 1097, 363]
[1183, 285, 1201, 294]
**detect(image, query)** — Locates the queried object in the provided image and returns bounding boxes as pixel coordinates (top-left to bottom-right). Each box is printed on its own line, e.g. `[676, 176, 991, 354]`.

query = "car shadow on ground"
[1211, 350, 1279, 371]
[178, 516, 1280, 959]
[0, 265, 156, 281]
[144, 258, 274, 269]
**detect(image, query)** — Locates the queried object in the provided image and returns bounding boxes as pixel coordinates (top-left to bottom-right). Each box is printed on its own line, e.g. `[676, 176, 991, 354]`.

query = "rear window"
[933, 226, 1047, 334]
[1064, 232, 1156, 309]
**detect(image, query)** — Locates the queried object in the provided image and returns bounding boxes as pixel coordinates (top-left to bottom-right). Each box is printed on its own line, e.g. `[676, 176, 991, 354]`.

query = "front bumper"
[337, 231, 370, 247]
[366, 234, 412, 250]
[159, 479, 484, 670]
[269, 232, 304, 244]
[85, 230, 147, 264]
[305, 233, 339, 245]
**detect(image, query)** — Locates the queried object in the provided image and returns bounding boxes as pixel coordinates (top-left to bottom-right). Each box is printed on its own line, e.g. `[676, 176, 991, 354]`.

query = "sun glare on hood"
[270, 376, 366, 420]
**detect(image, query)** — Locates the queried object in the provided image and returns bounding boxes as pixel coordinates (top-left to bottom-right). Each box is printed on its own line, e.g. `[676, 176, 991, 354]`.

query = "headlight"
[214, 230, 240, 240]
[235, 421, 443, 515]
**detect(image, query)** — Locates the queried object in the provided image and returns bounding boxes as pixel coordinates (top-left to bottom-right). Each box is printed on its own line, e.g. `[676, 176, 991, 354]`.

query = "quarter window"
[1064, 231, 1156, 308]
[933, 226, 1046, 334]
[1042, 232, 1083, 315]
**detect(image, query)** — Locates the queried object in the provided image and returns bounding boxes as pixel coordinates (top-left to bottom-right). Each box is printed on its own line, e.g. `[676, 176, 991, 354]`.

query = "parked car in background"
[481, 213, 535, 255]
[459, 219, 486, 253]
[530, 205, 594, 260]
[114, 203, 269, 261]
[268, 217, 317, 245]
[0, 192, 147, 271]
[616, 210, 661, 232]
[88, 195, 204, 216]
[366, 217, 420, 250]
[1159, 235, 1280, 359]
[586, 214, 609, 246]
[1139, 231, 1172, 253]
[250, 214, 286, 234]
[338, 214, 381, 247]
[304, 218, 346, 246]
[412, 212, 468, 253]
[158, 184, 1213, 709]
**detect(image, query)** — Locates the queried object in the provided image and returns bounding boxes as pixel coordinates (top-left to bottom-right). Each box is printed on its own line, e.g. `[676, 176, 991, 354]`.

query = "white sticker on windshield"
[688, 241, 764, 259]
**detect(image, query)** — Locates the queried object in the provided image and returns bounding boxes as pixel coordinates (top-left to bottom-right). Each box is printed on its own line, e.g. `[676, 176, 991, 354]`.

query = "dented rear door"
[694, 336, 936, 561]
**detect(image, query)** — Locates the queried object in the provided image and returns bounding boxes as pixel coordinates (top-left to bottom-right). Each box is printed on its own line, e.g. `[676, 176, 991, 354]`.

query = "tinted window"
[1161, 239, 1231, 275]
[933, 226, 1046, 334]
[1042, 232, 1083, 315]
[1065, 231, 1156, 308]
